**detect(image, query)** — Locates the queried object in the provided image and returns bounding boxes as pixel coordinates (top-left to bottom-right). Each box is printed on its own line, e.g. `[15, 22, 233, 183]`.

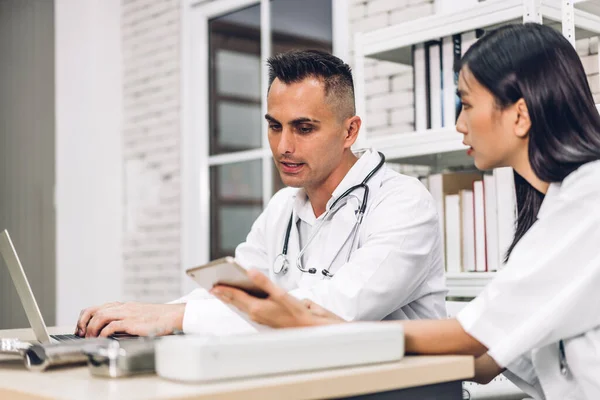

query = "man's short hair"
[267, 49, 356, 120]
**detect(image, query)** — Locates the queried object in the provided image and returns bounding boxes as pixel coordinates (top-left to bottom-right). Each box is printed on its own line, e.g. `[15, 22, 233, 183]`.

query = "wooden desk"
[0, 327, 473, 400]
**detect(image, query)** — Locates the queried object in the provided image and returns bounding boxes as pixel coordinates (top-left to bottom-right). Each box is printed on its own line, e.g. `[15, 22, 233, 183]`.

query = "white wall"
[0, 0, 56, 329]
[54, 0, 123, 326]
[121, 0, 182, 302]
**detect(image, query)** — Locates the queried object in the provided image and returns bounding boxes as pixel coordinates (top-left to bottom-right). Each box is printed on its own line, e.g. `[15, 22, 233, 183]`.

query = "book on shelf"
[494, 167, 516, 267]
[424, 169, 516, 273]
[442, 35, 462, 127]
[426, 40, 443, 129]
[460, 189, 475, 272]
[427, 172, 483, 271]
[473, 180, 487, 272]
[461, 31, 477, 56]
[483, 174, 499, 271]
[411, 29, 484, 133]
[413, 43, 428, 131]
[444, 194, 461, 273]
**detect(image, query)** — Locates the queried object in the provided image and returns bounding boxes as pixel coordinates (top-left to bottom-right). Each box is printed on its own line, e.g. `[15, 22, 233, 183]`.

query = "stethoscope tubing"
[273, 152, 386, 277]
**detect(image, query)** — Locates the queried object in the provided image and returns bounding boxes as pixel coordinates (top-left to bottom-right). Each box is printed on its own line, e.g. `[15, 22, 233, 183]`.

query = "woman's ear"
[514, 98, 531, 139]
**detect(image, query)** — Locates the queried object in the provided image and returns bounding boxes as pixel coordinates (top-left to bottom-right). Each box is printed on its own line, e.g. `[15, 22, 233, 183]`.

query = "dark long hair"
[459, 23, 600, 262]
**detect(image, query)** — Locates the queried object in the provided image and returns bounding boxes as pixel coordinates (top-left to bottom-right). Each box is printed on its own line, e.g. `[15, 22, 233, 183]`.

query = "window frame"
[180, 0, 348, 295]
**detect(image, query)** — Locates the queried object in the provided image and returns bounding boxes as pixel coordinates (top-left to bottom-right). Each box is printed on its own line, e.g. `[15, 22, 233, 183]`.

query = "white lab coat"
[176, 149, 447, 335]
[457, 160, 600, 400]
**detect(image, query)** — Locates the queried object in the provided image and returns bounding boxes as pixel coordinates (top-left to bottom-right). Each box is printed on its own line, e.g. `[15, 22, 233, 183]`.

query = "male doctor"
[76, 50, 447, 338]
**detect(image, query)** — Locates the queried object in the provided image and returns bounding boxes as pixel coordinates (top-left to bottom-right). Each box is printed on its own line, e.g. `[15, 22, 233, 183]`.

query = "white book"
[445, 194, 461, 273]
[483, 174, 499, 271]
[461, 31, 477, 56]
[413, 44, 428, 131]
[428, 173, 445, 267]
[429, 173, 482, 271]
[427, 41, 442, 129]
[473, 181, 487, 272]
[442, 36, 457, 127]
[494, 167, 516, 268]
[460, 190, 475, 273]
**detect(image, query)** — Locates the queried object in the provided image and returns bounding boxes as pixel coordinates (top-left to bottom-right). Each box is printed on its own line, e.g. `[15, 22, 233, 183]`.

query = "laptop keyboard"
[50, 334, 135, 342]
[50, 334, 83, 342]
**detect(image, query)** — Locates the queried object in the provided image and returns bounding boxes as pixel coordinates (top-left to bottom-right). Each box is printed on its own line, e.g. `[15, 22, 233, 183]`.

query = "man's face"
[266, 77, 352, 191]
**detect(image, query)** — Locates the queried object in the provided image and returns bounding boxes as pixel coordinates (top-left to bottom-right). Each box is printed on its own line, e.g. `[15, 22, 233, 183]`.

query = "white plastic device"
[155, 322, 404, 382]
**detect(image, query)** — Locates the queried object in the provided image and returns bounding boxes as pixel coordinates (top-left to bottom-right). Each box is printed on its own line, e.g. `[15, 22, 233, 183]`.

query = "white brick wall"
[389, 2, 434, 25]
[578, 37, 600, 104]
[122, 0, 183, 302]
[350, 0, 435, 138]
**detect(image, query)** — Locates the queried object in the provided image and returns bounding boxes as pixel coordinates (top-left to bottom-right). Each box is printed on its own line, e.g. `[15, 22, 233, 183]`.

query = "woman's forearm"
[402, 318, 488, 357]
[472, 354, 504, 384]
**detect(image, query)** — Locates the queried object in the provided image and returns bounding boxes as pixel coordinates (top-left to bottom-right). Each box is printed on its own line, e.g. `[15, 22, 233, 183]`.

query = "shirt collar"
[326, 148, 382, 210]
[291, 148, 383, 225]
[537, 160, 600, 220]
[294, 190, 317, 226]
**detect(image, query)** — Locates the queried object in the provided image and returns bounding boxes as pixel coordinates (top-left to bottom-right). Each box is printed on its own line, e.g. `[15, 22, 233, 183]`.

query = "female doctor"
[212, 23, 600, 399]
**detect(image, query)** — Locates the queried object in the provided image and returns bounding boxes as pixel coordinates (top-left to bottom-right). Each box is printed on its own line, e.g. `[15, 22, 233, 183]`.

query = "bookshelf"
[356, 0, 600, 67]
[366, 127, 463, 160]
[354, 0, 600, 298]
[446, 272, 496, 298]
[355, 0, 600, 137]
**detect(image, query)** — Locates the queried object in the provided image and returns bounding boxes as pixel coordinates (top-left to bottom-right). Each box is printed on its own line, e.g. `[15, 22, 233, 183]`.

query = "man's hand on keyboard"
[75, 302, 186, 338]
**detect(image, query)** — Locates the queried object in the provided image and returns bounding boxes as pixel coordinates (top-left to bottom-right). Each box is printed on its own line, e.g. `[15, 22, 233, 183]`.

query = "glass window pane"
[219, 205, 263, 252]
[210, 159, 263, 259]
[217, 160, 263, 199]
[216, 50, 261, 99]
[217, 101, 262, 151]
[271, 0, 333, 54]
[209, 3, 262, 155]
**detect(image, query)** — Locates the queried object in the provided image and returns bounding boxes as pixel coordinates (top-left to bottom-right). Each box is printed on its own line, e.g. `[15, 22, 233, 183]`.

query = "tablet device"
[185, 257, 268, 299]
[186, 257, 272, 332]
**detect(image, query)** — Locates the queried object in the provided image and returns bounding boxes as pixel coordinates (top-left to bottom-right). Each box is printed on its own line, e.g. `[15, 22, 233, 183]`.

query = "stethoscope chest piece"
[273, 254, 289, 275]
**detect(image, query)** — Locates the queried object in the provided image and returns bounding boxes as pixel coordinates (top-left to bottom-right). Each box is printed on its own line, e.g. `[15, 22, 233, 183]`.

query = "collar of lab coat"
[291, 148, 385, 224]
[537, 159, 600, 221]
[326, 148, 384, 211]
[284, 149, 385, 274]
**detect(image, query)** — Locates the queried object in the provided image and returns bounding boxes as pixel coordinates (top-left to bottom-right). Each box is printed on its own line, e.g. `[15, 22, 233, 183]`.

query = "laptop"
[0, 229, 82, 343]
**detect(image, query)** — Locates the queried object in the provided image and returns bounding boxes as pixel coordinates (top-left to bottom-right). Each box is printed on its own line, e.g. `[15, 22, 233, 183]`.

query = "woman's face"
[455, 67, 526, 171]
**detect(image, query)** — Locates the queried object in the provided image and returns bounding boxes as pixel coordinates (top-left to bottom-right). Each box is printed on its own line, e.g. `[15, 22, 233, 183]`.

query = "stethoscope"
[272, 152, 386, 278]
[559, 339, 571, 377]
